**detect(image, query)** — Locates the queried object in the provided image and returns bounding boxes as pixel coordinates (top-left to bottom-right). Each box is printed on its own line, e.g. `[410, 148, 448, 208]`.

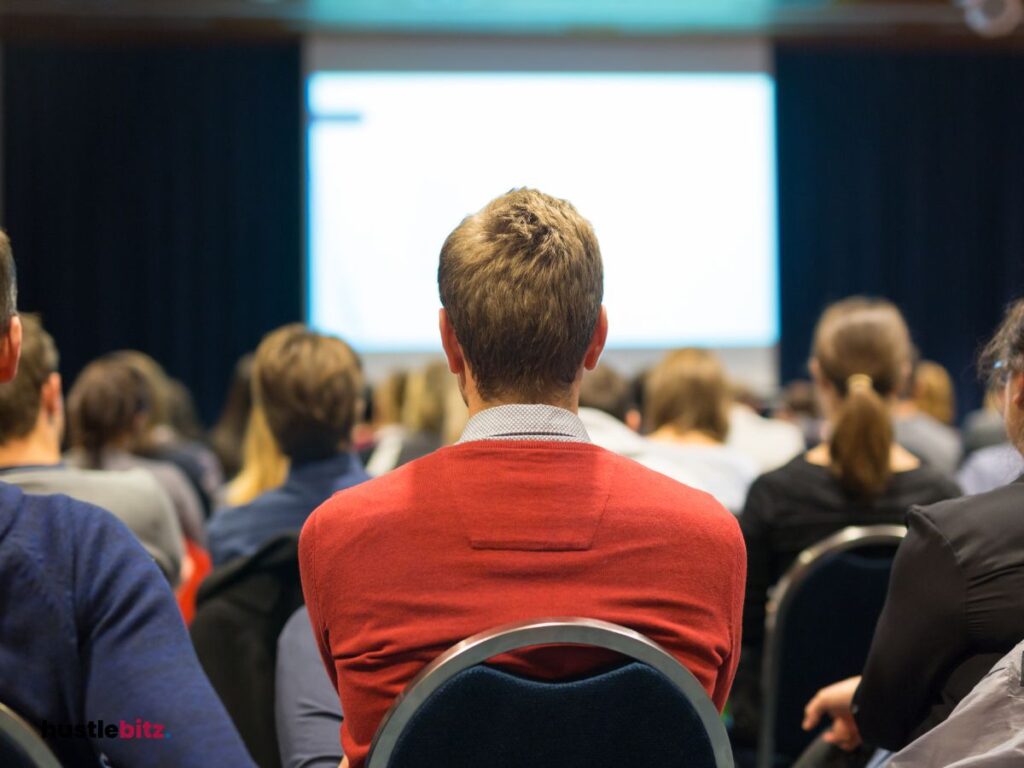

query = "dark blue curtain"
[777, 46, 1024, 418]
[1, 42, 302, 423]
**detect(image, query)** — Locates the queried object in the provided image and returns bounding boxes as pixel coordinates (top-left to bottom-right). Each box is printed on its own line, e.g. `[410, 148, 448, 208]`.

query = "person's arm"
[851, 507, 968, 750]
[276, 607, 345, 768]
[712, 516, 747, 710]
[299, 509, 339, 690]
[725, 477, 773, 743]
[739, 477, 774, 653]
[137, 477, 186, 587]
[74, 505, 255, 767]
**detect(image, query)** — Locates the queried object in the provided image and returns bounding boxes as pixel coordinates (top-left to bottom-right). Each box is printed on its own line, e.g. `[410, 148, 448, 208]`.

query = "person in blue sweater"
[0, 229, 255, 767]
[207, 324, 369, 567]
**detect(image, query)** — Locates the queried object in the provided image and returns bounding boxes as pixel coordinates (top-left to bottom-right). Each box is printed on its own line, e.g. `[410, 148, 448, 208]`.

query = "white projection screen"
[306, 38, 778, 391]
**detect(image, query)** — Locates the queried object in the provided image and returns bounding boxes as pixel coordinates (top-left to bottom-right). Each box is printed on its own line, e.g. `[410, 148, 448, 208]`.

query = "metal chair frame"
[0, 703, 61, 768]
[757, 524, 907, 768]
[367, 616, 734, 768]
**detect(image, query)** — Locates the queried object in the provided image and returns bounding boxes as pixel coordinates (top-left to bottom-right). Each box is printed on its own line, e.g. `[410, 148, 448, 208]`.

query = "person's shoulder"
[3, 483, 139, 567]
[61, 465, 167, 504]
[895, 463, 963, 501]
[309, 448, 446, 524]
[913, 476, 1024, 531]
[748, 455, 816, 493]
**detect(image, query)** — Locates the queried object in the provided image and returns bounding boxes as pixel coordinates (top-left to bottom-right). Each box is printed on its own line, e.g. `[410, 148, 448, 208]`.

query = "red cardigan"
[299, 440, 746, 767]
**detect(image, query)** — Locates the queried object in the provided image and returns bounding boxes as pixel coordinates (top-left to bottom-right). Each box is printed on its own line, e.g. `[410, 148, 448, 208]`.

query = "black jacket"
[855, 474, 1024, 749]
[190, 533, 305, 768]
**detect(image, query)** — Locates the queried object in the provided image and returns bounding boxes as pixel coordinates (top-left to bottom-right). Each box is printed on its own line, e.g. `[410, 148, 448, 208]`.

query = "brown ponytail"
[830, 374, 893, 498]
[812, 298, 912, 499]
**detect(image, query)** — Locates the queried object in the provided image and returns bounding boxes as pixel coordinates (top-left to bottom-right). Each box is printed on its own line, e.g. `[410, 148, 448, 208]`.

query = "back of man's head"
[0, 314, 58, 444]
[579, 364, 633, 422]
[438, 188, 604, 403]
[253, 324, 362, 463]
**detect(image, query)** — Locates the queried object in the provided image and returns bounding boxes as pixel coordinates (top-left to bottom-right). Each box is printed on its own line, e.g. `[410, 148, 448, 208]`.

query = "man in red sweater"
[299, 188, 746, 768]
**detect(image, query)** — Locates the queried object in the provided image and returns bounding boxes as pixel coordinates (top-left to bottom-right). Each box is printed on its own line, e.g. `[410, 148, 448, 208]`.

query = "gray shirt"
[0, 464, 184, 585]
[66, 447, 205, 545]
[888, 639, 1024, 767]
[894, 414, 963, 477]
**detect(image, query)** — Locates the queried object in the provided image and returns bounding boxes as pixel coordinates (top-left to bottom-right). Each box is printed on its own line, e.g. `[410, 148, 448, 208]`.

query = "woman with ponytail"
[730, 298, 960, 748]
[799, 300, 1024, 764]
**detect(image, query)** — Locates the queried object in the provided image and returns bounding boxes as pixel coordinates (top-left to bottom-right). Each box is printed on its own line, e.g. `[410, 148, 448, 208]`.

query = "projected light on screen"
[307, 72, 777, 353]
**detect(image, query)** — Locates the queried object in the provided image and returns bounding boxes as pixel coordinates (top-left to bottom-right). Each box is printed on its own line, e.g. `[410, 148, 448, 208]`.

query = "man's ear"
[0, 315, 23, 384]
[582, 306, 609, 371]
[439, 309, 465, 376]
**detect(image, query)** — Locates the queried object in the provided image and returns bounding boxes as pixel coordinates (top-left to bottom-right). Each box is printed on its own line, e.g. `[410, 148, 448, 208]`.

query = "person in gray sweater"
[0, 314, 183, 583]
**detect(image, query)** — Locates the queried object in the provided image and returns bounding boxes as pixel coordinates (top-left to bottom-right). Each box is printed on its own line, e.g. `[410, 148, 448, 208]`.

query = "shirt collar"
[457, 404, 591, 444]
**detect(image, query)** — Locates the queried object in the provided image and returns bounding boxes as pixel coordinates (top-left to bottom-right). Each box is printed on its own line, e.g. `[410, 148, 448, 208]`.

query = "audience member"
[775, 378, 823, 449]
[0, 230, 255, 767]
[957, 441, 1024, 495]
[885, 637, 1024, 767]
[893, 360, 963, 475]
[207, 324, 368, 566]
[645, 348, 758, 512]
[577, 363, 651, 457]
[397, 360, 452, 462]
[0, 314, 183, 584]
[299, 189, 746, 768]
[726, 389, 806, 473]
[363, 370, 408, 476]
[276, 606, 344, 768]
[108, 350, 223, 512]
[220, 403, 289, 508]
[800, 299, 1024, 762]
[912, 359, 956, 425]
[962, 389, 1009, 455]
[66, 358, 206, 545]
[209, 352, 254, 481]
[733, 297, 960, 745]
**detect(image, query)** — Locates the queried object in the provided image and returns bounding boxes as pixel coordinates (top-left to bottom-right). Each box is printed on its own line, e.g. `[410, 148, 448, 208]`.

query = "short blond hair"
[253, 324, 362, 462]
[645, 348, 730, 442]
[438, 188, 603, 402]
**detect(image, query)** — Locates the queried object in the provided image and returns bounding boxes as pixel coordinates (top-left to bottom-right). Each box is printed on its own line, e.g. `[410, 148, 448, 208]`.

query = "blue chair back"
[367, 617, 733, 768]
[0, 704, 61, 768]
[758, 525, 906, 768]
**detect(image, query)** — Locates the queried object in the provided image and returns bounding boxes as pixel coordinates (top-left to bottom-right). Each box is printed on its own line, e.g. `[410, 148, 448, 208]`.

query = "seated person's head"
[645, 348, 730, 443]
[810, 296, 912, 497]
[912, 360, 956, 426]
[0, 314, 61, 449]
[438, 188, 607, 408]
[67, 358, 151, 463]
[401, 361, 452, 436]
[579, 364, 633, 423]
[253, 323, 362, 463]
[982, 299, 1024, 449]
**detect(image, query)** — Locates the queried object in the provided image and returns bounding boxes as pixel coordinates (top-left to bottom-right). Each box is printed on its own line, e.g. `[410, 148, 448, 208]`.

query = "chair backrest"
[0, 704, 61, 768]
[758, 525, 906, 768]
[367, 617, 733, 768]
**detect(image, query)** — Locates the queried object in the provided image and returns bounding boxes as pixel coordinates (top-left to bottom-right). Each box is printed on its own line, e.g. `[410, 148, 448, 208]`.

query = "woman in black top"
[802, 299, 1024, 757]
[732, 298, 960, 745]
